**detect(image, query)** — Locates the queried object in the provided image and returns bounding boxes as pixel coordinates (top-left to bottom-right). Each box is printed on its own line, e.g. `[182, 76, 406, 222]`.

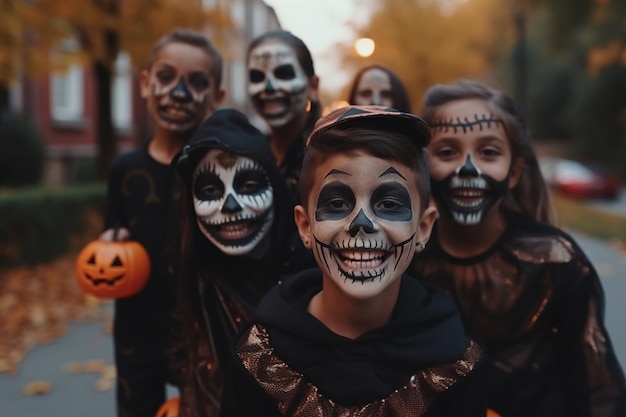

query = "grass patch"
[552, 194, 626, 241]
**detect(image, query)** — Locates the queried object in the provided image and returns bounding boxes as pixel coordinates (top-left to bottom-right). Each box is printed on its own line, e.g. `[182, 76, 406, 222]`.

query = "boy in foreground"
[218, 105, 489, 417]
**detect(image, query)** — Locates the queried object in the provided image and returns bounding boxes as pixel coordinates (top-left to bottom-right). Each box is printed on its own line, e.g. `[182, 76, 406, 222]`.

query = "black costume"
[412, 210, 626, 417]
[219, 269, 489, 417]
[172, 109, 315, 417]
[104, 143, 178, 417]
[274, 102, 320, 203]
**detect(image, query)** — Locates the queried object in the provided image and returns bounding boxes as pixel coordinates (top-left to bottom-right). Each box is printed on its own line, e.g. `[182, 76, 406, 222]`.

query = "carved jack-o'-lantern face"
[74, 240, 151, 299]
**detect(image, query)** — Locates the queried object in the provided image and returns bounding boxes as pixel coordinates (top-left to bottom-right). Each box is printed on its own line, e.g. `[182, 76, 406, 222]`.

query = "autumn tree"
[4, 0, 231, 180]
[337, 0, 513, 110]
[337, 0, 624, 177]
[0, 0, 52, 114]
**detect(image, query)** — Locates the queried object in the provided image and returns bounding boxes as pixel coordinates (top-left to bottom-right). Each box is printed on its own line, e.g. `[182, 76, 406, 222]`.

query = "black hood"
[177, 108, 278, 186]
[175, 108, 299, 299]
[255, 269, 468, 405]
[175, 108, 293, 236]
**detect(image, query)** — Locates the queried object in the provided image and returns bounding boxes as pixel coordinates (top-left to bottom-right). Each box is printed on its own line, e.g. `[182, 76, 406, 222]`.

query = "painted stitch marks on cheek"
[430, 113, 503, 134]
[429, 114, 511, 225]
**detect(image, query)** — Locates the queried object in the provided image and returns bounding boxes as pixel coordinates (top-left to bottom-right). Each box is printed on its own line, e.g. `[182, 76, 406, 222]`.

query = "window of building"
[50, 64, 84, 124]
[112, 52, 132, 131]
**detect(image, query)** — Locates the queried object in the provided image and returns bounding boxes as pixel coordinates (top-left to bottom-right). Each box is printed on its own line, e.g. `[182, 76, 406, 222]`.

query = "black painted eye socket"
[234, 170, 269, 195]
[274, 64, 296, 80]
[194, 172, 224, 201]
[249, 69, 265, 83]
[371, 183, 412, 221]
[377, 200, 402, 210]
[327, 198, 352, 212]
[156, 70, 175, 84]
[188, 73, 210, 91]
[315, 183, 355, 221]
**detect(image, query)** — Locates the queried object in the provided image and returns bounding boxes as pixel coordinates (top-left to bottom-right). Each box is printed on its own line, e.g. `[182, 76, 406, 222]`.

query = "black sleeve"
[554, 242, 626, 417]
[103, 155, 127, 230]
[219, 344, 282, 417]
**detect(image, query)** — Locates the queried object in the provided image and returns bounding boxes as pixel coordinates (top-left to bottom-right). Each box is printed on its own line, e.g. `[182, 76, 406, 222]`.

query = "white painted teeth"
[451, 197, 483, 208]
[453, 211, 482, 225]
[450, 177, 487, 189]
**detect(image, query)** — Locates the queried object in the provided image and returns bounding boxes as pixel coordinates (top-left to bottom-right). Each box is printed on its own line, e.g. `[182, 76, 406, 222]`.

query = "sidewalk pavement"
[0, 313, 116, 417]
[0, 301, 178, 417]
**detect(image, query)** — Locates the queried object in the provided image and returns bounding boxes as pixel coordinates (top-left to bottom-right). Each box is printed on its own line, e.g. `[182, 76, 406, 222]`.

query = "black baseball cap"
[306, 105, 431, 147]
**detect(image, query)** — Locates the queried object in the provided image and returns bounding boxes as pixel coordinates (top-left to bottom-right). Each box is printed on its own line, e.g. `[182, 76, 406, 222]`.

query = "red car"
[539, 157, 622, 200]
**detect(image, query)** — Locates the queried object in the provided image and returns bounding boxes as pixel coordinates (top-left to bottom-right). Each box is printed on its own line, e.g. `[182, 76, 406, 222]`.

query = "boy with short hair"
[218, 105, 489, 417]
[100, 28, 224, 417]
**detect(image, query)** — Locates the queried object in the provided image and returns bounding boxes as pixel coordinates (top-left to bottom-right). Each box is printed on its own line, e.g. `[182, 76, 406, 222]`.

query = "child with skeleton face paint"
[100, 29, 224, 417]
[218, 106, 489, 417]
[172, 108, 315, 417]
[413, 80, 626, 417]
[246, 30, 321, 202]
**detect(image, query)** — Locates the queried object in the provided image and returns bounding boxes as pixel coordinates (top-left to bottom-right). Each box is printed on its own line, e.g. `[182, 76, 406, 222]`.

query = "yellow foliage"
[587, 41, 623, 78]
[0, 0, 233, 86]
[339, 0, 514, 109]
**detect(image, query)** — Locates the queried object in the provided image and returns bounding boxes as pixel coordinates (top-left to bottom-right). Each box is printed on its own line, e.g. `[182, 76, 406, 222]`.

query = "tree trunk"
[94, 59, 116, 181]
[93, 0, 119, 181]
[0, 84, 9, 117]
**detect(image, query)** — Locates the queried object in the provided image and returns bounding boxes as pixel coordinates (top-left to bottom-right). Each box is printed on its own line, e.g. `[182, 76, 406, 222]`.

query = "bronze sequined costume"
[412, 211, 626, 417]
[218, 270, 489, 417]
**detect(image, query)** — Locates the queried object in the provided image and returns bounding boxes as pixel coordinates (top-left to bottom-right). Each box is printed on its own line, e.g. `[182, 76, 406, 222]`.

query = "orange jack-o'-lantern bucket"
[74, 236, 150, 299]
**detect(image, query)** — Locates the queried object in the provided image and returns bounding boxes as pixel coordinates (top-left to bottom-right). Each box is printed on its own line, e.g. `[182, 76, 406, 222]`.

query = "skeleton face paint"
[247, 39, 309, 128]
[431, 155, 509, 225]
[352, 68, 394, 108]
[304, 152, 423, 300]
[193, 150, 274, 256]
[142, 43, 221, 135]
[427, 99, 514, 225]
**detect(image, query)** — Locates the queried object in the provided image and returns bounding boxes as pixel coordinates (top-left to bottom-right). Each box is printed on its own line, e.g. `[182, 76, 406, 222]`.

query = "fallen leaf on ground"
[83, 359, 107, 373]
[22, 380, 52, 396]
[0, 254, 113, 374]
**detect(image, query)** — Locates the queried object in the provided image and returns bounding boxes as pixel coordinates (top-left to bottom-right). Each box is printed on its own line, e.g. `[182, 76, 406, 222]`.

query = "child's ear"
[415, 205, 438, 254]
[308, 75, 320, 102]
[294, 205, 313, 249]
[139, 69, 150, 99]
[214, 88, 226, 106]
[508, 156, 525, 189]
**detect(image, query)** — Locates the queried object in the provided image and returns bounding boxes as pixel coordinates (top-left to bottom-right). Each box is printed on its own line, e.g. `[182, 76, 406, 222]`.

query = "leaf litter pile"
[0, 254, 115, 395]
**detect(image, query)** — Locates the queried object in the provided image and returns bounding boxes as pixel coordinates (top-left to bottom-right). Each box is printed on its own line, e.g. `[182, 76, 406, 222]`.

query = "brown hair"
[146, 28, 224, 89]
[421, 79, 555, 225]
[347, 65, 412, 113]
[300, 127, 431, 214]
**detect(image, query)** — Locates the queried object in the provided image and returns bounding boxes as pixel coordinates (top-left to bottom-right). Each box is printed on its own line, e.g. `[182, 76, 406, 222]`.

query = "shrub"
[0, 184, 106, 267]
[0, 112, 47, 187]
